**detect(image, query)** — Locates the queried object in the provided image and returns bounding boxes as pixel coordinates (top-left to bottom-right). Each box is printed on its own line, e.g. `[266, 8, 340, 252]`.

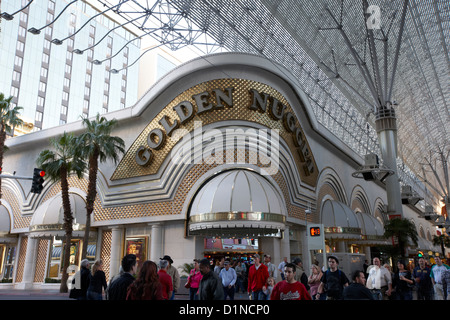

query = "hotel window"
[40, 67, 48, 78]
[39, 81, 47, 93]
[61, 105, 68, 116]
[65, 64, 72, 74]
[12, 71, 21, 82]
[35, 111, 43, 123]
[67, 38, 74, 48]
[10, 86, 19, 99]
[19, 11, 28, 23]
[42, 53, 50, 64]
[62, 91, 69, 102]
[48, 0, 55, 11]
[37, 96, 45, 108]
[45, 26, 53, 37]
[18, 26, 26, 38]
[43, 39, 51, 50]
[14, 56, 23, 67]
[16, 41, 25, 53]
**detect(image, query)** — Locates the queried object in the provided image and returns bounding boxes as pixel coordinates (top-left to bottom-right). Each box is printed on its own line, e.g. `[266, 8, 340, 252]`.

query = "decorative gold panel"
[100, 230, 112, 283]
[33, 239, 49, 282]
[15, 236, 27, 283]
[111, 78, 318, 187]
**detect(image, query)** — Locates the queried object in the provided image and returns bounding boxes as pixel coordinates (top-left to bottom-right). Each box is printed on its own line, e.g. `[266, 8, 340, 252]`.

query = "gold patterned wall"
[33, 239, 49, 282]
[100, 230, 112, 282]
[111, 78, 318, 187]
[2, 79, 319, 236]
[15, 236, 27, 283]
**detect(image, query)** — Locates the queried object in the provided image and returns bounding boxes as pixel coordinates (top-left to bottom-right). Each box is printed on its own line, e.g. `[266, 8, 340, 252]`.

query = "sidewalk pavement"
[0, 288, 250, 300]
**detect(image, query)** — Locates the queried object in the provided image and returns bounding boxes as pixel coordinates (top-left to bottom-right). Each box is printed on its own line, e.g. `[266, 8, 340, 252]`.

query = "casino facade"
[0, 53, 442, 289]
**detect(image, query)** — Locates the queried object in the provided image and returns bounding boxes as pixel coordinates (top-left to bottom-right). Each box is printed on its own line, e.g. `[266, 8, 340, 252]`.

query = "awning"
[355, 212, 388, 246]
[0, 205, 17, 244]
[321, 200, 362, 240]
[29, 188, 96, 239]
[188, 170, 286, 237]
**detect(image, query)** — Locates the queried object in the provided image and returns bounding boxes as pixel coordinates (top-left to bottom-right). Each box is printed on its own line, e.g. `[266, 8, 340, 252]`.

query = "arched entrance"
[187, 169, 287, 263]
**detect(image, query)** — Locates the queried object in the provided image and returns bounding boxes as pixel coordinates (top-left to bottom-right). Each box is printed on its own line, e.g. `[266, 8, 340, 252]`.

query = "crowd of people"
[69, 252, 450, 301]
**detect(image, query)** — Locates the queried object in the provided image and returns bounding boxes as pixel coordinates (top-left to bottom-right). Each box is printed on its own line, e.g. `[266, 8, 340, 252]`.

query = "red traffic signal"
[31, 168, 45, 194]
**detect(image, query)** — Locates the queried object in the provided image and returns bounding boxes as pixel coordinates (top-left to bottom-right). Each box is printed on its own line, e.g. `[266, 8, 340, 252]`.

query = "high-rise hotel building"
[0, 0, 140, 132]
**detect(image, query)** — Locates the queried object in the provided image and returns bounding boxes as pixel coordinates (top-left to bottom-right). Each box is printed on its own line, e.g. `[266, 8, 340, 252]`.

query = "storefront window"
[1, 245, 16, 281]
[125, 237, 147, 272]
[47, 237, 96, 280]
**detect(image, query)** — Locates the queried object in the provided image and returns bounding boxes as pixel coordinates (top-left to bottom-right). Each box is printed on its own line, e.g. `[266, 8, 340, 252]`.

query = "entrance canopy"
[355, 212, 387, 245]
[29, 189, 95, 239]
[321, 200, 362, 240]
[0, 205, 16, 243]
[188, 170, 285, 237]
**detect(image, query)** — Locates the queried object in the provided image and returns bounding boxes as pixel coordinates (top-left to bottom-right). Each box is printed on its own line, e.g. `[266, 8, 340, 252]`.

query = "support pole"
[375, 108, 403, 217]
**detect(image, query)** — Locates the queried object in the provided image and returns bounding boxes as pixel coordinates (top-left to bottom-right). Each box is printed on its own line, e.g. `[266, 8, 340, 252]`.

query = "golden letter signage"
[112, 78, 318, 186]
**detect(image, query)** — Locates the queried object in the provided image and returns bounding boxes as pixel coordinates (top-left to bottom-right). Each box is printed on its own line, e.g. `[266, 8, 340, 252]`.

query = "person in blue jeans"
[393, 260, 414, 300]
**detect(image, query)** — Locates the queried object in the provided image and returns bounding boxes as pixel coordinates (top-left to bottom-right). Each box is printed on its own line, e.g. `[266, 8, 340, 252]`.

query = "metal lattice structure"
[3, 0, 448, 205]
[107, 0, 448, 205]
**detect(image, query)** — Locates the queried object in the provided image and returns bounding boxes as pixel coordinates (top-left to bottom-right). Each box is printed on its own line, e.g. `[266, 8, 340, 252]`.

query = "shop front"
[4, 53, 440, 289]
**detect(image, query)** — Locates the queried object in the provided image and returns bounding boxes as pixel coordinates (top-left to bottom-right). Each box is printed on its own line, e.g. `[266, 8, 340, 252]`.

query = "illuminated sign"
[310, 227, 321, 237]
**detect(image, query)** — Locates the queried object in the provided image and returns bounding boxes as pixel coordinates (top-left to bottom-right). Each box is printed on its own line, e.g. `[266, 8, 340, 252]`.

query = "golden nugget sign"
[112, 78, 317, 185]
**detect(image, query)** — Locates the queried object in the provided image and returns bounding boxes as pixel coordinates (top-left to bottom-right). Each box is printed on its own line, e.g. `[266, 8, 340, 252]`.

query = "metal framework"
[2, 0, 448, 207]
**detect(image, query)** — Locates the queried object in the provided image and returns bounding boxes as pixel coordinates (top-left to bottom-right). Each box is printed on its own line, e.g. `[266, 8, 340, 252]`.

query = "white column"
[109, 227, 123, 279]
[150, 223, 163, 262]
[22, 235, 38, 289]
[281, 225, 290, 260]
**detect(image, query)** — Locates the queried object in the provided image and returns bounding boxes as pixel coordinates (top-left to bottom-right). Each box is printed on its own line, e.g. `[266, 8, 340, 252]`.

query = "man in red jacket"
[247, 254, 269, 300]
[270, 263, 311, 300]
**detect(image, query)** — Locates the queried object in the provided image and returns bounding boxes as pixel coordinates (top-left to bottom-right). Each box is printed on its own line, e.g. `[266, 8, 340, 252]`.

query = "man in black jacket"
[343, 270, 374, 300]
[198, 258, 224, 300]
[108, 254, 137, 300]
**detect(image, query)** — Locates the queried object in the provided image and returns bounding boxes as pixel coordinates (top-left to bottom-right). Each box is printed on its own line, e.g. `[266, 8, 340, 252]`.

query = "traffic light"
[31, 168, 45, 194]
[418, 251, 424, 258]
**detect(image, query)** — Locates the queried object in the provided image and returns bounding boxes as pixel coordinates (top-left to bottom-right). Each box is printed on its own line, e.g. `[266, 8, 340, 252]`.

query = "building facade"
[0, 53, 442, 289]
[0, 0, 140, 131]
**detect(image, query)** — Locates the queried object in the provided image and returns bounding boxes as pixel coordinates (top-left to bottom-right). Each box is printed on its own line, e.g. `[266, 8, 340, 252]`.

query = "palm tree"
[0, 93, 23, 202]
[383, 217, 418, 260]
[432, 234, 450, 259]
[36, 132, 86, 293]
[78, 114, 125, 260]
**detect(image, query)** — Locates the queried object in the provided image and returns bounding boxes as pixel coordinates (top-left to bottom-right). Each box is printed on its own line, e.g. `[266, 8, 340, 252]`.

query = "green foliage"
[36, 132, 86, 182]
[383, 217, 419, 259]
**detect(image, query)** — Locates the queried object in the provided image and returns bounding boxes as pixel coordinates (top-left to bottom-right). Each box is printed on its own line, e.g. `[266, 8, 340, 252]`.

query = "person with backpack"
[315, 256, 349, 300]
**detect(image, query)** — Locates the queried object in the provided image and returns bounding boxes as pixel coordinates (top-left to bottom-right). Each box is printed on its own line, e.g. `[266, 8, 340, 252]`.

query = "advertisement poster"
[126, 237, 147, 272]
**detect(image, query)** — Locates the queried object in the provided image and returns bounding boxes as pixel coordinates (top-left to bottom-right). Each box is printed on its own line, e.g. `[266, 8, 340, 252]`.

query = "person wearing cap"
[247, 254, 270, 300]
[219, 260, 237, 300]
[198, 258, 224, 300]
[161, 255, 180, 300]
[316, 255, 349, 300]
